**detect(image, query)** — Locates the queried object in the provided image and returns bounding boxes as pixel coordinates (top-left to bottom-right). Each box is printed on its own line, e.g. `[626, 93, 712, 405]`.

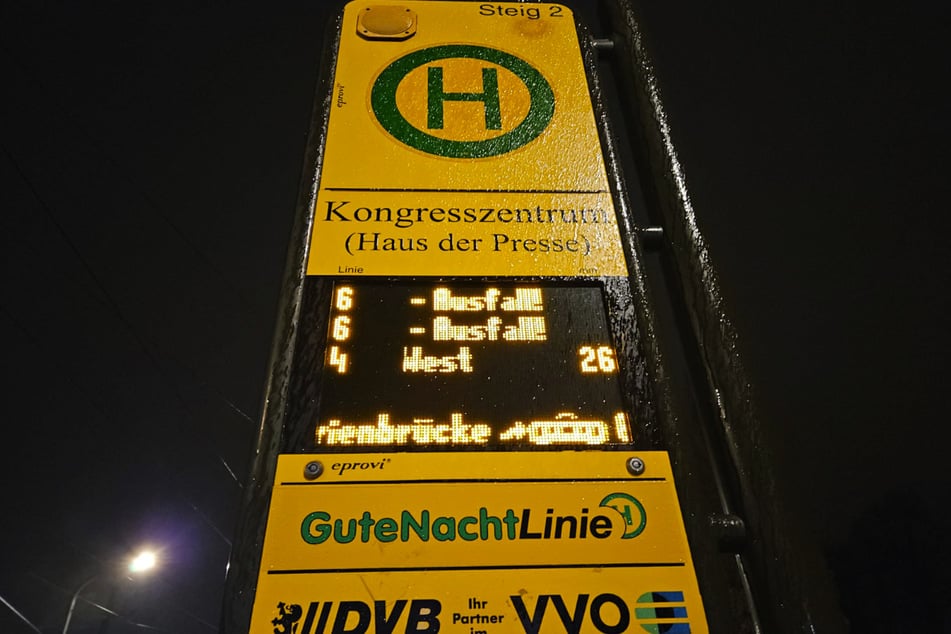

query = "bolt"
[639, 226, 665, 249]
[304, 461, 323, 480]
[591, 37, 615, 53]
[626, 456, 645, 476]
[709, 513, 747, 552]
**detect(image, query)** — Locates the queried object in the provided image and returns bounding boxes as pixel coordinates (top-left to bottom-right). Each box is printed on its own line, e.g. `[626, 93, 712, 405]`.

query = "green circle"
[599, 492, 647, 539]
[371, 44, 555, 158]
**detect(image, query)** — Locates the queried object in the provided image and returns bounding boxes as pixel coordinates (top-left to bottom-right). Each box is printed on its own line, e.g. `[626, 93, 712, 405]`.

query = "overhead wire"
[0, 593, 43, 634]
[0, 12, 286, 632]
[0, 138, 246, 490]
[0, 39, 265, 426]
[0, 304, 235, 549]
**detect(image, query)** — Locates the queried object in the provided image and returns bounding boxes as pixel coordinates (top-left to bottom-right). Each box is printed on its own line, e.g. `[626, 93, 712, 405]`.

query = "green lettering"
[401, 510, 430, 541]
[427, 66, 501, 130]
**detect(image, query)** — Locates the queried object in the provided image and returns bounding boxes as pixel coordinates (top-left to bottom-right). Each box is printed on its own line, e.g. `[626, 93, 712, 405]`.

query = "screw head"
[304, 461, 323, 480]
[626, 456, 645, 476]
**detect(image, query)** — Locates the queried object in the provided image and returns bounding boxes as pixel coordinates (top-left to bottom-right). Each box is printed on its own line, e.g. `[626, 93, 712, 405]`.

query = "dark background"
[1, 1, 948, 632]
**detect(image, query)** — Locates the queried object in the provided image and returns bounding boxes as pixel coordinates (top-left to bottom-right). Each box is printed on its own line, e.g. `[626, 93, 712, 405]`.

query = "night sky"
[2, 1, 949, 633]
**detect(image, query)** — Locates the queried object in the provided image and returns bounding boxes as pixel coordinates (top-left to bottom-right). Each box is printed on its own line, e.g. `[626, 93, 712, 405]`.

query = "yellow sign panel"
[307, 1, 628, 277]
[251, 452, 707, 633]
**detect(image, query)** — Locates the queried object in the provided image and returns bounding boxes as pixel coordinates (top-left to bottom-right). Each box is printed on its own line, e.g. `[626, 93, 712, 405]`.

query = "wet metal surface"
[599, 0, 847, 631]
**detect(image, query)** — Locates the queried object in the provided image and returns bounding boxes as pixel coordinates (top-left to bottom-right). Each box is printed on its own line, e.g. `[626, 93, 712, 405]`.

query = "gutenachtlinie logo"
[299, 493, 646, 545]
[370, 44, 555, 158]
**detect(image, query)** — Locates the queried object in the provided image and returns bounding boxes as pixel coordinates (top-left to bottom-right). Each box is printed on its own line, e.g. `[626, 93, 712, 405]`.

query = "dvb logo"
[271, 599, 441, 634]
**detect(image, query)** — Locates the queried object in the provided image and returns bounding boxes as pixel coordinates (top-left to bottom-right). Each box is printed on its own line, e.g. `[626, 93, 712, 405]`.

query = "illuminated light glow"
[499, 413, 609, 445]
[503, 288, 543, 312]
[328, 346, 349, 373]
[409, 296, 426, 305]
[316, 413, 491, 445]
[614, 412, 631, 443]
[129, 550, 157, 573]
[431, 316, 547, 342]
[579, 345, 617, 373]
[335, 286, 354, 310]
[332, 315, 352, 341]
[402, 346, 474, 373]
[503, 316, 547, 341]
[432, 287, 543, 312]
[409, 327, 426, 334]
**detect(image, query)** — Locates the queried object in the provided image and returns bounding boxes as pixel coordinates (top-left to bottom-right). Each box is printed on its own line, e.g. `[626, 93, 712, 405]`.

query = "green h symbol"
[427, 66, 502, 130]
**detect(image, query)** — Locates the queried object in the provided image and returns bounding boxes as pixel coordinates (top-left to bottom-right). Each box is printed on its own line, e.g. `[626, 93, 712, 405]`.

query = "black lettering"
[590, 515, 612, 538]
[301, 602, 320, 634]
[395, 208, 413, 228]
[332, 601, 371, 634]
[479, 208, 495, 222]
[374, 600, 407, 634]
[519, 509, 541, 539]
[406, 600, 441, 633]
[551, 595, 588, 634]
[315, 602, 333, 634]
[589, 594, 629, 634]
[560, 209, 578, 223]
[325, 200, 350, 221]
[355, 233, 380, 251]
[510, 595, 548, 634]
[554, 515, 577, 538]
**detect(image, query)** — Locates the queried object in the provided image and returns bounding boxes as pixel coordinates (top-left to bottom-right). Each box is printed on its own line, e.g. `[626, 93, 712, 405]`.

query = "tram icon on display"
[499, 412, 632, 445]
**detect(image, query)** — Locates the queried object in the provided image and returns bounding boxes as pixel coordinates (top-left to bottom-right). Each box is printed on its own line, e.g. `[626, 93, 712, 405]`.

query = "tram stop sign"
[244, 1, 710, 633]
[307, 0, 628, 277]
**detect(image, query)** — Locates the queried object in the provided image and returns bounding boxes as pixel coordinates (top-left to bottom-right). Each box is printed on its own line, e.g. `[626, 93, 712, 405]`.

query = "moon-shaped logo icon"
[599, 492, 647, 539]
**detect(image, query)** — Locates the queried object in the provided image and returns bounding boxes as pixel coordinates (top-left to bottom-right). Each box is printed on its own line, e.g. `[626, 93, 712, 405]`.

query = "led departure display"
[313, 282, 632, 449]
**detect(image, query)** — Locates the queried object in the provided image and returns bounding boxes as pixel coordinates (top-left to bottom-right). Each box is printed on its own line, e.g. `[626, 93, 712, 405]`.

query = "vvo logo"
[512, 591, 693, 633]
[370, 44, 555, 158]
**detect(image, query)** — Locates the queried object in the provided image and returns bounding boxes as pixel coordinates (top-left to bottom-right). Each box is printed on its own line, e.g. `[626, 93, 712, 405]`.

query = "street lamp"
[128, 550, 156, 574]
[62, 549, 160, 634]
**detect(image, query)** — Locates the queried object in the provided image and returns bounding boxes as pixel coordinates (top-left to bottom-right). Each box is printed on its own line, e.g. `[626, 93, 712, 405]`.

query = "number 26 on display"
[578, 345, 617, 374]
